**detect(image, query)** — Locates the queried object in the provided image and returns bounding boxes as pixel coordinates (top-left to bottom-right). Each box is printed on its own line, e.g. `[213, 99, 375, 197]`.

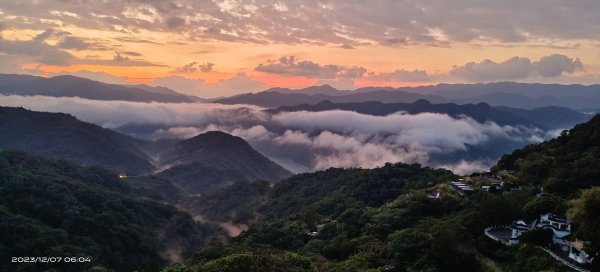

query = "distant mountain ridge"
[0, 74, 198, 103]
[214, 89, 446, 108]
[215, 82, 600, 110]
[264, 84, 351, 96]
[268, 100, 591, 130]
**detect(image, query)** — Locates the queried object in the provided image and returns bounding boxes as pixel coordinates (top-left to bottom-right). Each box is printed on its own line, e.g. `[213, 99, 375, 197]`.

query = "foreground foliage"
[0, 150, 223, 272]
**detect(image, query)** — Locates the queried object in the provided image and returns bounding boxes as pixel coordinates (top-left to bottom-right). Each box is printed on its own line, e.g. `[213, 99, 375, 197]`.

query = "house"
[567, 240, 595, 264]
[306, 230, 318, 236]
[492, 182, 504, 190]
[536, 213, 571, 238]
[450, 181, 476, 196]
[484, 213, 596, 269]
[427, 191, 441, 199]
[382, 264, 395, 271]
[508, 220, 530, 245]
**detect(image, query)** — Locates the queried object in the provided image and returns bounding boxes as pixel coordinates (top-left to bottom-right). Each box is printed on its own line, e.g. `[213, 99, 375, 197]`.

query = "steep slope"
[0, 150, 223, 272]
[0, 74, 195, 103]
[156, 131, 293, 193]
[0, 107, 153, 173]
[495, 114, 600, 196]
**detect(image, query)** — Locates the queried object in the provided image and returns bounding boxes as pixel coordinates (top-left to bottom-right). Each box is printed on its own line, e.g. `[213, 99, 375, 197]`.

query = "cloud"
[113, 52, 129, 61]
[0, 95, 556, 175]
[77, 52, 167, 67]
[199, 62, 215, 72]
[0, 29, 76, 65]
[4, 1, 600, 46]
[174, 62, 214, 73]
[174, 62, 199, 73]
[450, 54, 583, 82]
[533, 54, 583, 77]
[255, 56, 367, 78]
[450, 57, 533, 82]
[0, 28, 162, 67]
[166, 16, 186, 29]
[120, 51, 143, 57]
[438, 160, 494, 175]
[151, 73, 268, 98]
[368, 69, 431, 82]
[0, 95, 266, 128]
[57, 36, 90, 50]
[339, 44, 354, 49]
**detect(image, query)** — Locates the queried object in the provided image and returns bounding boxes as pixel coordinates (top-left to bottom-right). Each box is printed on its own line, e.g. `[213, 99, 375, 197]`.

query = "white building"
[567, 240, 595, 265]
[536, 213, 571, 238]
[508, 220, 530, 245]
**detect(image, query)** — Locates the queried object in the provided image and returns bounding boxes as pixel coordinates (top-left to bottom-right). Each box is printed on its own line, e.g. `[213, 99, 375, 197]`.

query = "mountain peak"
[300, 84, 338, 92]
[175, 131, 252, 156]
[158, 130, 293, 193]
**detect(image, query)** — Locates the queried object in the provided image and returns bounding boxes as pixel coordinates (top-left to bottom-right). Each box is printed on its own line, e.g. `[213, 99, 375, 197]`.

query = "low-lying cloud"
[0, 95, 558, 175]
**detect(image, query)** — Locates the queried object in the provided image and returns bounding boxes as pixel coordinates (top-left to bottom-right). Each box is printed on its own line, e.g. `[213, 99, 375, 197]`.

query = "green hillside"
[0, 151, 223, 272]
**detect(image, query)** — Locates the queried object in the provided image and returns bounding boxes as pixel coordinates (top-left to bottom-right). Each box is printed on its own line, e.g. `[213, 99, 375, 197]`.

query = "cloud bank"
[450, 54, 583, 82]
[0, 95, 556, 175]
[3, 1, 600, 45]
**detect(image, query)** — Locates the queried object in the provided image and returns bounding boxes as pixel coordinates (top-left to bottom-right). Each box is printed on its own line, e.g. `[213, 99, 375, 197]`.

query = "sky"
[1, 0, 600, 98]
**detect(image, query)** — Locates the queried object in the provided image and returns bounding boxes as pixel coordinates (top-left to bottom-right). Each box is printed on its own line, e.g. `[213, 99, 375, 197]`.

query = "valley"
[0, 78, 599, 272]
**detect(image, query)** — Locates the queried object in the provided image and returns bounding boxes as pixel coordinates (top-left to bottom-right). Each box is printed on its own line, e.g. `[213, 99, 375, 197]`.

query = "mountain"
[132, 84, 207, 102]
[414, 82, 600, 100]
[156, 131, 293, 193]
[217, 82, 600, 109]
[265, 84, 351, 96]
[496, 106, 592, 129]
[214, 90, 445, 108]
[0, 107, 294, 188]
[0, 107, 153, 173]
[496, 114, 600, 196]
[377, 82, 600, 110]
[213, 92, 321, 108]
[268, 100, 590, 129]
[0, 74, 196, 103]
[0, 150, 223, 272]
[168, 123, 600, 271]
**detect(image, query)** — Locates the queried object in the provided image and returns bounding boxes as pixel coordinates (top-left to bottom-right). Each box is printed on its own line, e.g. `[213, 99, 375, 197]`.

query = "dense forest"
[163, 115, 600, 271]
[0, 150, 224, 272]
[2, 115, 600, 271]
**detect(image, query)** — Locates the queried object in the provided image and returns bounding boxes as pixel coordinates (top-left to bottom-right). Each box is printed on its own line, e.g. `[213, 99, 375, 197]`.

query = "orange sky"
[1, 1, 599, 97]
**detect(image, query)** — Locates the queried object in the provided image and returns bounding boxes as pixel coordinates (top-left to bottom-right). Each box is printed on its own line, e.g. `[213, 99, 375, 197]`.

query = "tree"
[568, 187, 600, 249]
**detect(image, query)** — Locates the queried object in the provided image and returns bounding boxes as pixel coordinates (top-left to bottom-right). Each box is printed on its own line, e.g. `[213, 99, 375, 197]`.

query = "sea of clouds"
[0, 95, 558, 175]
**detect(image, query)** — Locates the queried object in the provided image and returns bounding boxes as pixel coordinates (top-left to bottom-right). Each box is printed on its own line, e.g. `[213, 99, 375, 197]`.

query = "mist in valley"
[0, 94, 564, 175]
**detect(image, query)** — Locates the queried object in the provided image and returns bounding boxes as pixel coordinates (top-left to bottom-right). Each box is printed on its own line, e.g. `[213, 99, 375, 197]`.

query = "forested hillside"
[164, 114, 600, 271]
[496, 114, 600, 196]
[0, 151, 224, 272]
